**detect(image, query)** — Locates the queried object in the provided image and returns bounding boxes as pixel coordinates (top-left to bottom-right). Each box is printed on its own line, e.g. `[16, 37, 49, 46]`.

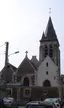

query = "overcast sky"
[0, 0, 64, 74]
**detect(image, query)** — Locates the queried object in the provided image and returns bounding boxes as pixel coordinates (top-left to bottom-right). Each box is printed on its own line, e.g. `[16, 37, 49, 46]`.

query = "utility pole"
[5, 42, 9, 66]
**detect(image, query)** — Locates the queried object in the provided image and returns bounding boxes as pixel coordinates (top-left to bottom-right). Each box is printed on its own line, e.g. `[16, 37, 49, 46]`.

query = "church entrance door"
[43, 80, 51, 87]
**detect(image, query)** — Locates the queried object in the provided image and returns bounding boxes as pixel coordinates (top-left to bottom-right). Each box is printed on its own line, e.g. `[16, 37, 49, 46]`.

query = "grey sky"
[0, 0, 64, 74]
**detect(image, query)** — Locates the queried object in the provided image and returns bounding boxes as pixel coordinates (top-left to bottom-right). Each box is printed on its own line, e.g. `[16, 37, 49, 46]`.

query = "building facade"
[11, 17, 60, 88]
[0, 16, 61, 102]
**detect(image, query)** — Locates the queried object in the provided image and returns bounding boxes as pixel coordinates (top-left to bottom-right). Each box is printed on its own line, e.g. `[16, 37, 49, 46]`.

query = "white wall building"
[37, 56, 59, 87]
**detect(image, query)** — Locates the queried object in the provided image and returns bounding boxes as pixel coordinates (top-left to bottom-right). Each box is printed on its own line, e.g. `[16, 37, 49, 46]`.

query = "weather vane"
[49, 8, 51, 17]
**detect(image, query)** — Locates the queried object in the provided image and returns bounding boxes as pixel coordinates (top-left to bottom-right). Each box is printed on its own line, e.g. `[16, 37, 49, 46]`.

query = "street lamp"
[8, 50, 19, 61]
[7, 51, 19, 65]
[8, 51, 19, 57]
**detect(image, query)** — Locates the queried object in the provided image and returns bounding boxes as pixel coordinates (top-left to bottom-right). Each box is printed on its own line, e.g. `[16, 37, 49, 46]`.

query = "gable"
[39, 56, 58, 70]
[1, 65, 14, 82]
[16, 57, 36, 76]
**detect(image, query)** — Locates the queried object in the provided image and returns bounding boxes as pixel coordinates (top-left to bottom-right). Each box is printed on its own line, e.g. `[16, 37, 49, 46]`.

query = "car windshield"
[26, 105, 53, 108]
[45, 98, 58, 102]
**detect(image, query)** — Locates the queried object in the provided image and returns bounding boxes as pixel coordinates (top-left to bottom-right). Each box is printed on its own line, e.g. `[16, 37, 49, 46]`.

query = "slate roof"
[31, 56, 39, 68]
[16, 56, 36, 76]
[40, 17, 59, 44]
[40, 32, 45, 42]
[8, 63, 17, 71]
[1, 63, 17, 82]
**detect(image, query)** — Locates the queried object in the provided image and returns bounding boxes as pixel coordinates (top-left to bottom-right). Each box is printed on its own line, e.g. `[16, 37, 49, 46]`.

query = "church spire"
[40, 8, 59, 46]
[40, 16, 59, 45]
[44, 8, 58, 43]
[45, 17, 58, 42]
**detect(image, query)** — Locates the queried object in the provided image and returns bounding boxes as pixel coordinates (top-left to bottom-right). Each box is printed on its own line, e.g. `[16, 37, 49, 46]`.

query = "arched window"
[43, 80, 51, 87]
[23, 77, 29, 86]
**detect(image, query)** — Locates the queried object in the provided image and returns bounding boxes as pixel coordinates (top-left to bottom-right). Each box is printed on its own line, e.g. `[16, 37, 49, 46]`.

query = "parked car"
[60, 100, 64, 108]
[0, 97, 9, 108]
[25, 101, 57, 108]
[44, 98, 60, 108]
[3, 97, 14, 107]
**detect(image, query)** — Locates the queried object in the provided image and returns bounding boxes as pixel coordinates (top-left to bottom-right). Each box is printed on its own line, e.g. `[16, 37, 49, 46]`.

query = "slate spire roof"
[40, 17, 59, 44]
[16, 55, 36, 76]
[40, 32, 45, 42]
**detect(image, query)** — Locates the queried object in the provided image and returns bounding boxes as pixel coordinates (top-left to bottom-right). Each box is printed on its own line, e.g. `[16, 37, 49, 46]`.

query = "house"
[1, 63, 17, 83]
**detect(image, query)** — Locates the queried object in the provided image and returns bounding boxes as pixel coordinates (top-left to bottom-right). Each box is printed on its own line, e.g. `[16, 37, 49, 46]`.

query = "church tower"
[39, 17, 60, 71]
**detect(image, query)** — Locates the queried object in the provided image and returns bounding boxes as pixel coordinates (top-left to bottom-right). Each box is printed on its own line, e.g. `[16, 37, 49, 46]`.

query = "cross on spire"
[49, 8, 51, 17]
[25, 51, 28, 57]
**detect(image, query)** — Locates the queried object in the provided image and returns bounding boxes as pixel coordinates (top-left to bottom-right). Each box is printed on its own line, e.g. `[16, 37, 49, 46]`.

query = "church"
[12, 16, 60, 87]
[0, 16, 61, 102]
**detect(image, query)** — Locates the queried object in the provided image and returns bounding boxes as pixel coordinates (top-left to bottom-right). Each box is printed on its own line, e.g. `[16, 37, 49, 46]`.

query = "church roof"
[31, 56, 39, 68]
[16, 56, 36, 76]
[7, 63, 17, 71]
[40, 17, 59, 44]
